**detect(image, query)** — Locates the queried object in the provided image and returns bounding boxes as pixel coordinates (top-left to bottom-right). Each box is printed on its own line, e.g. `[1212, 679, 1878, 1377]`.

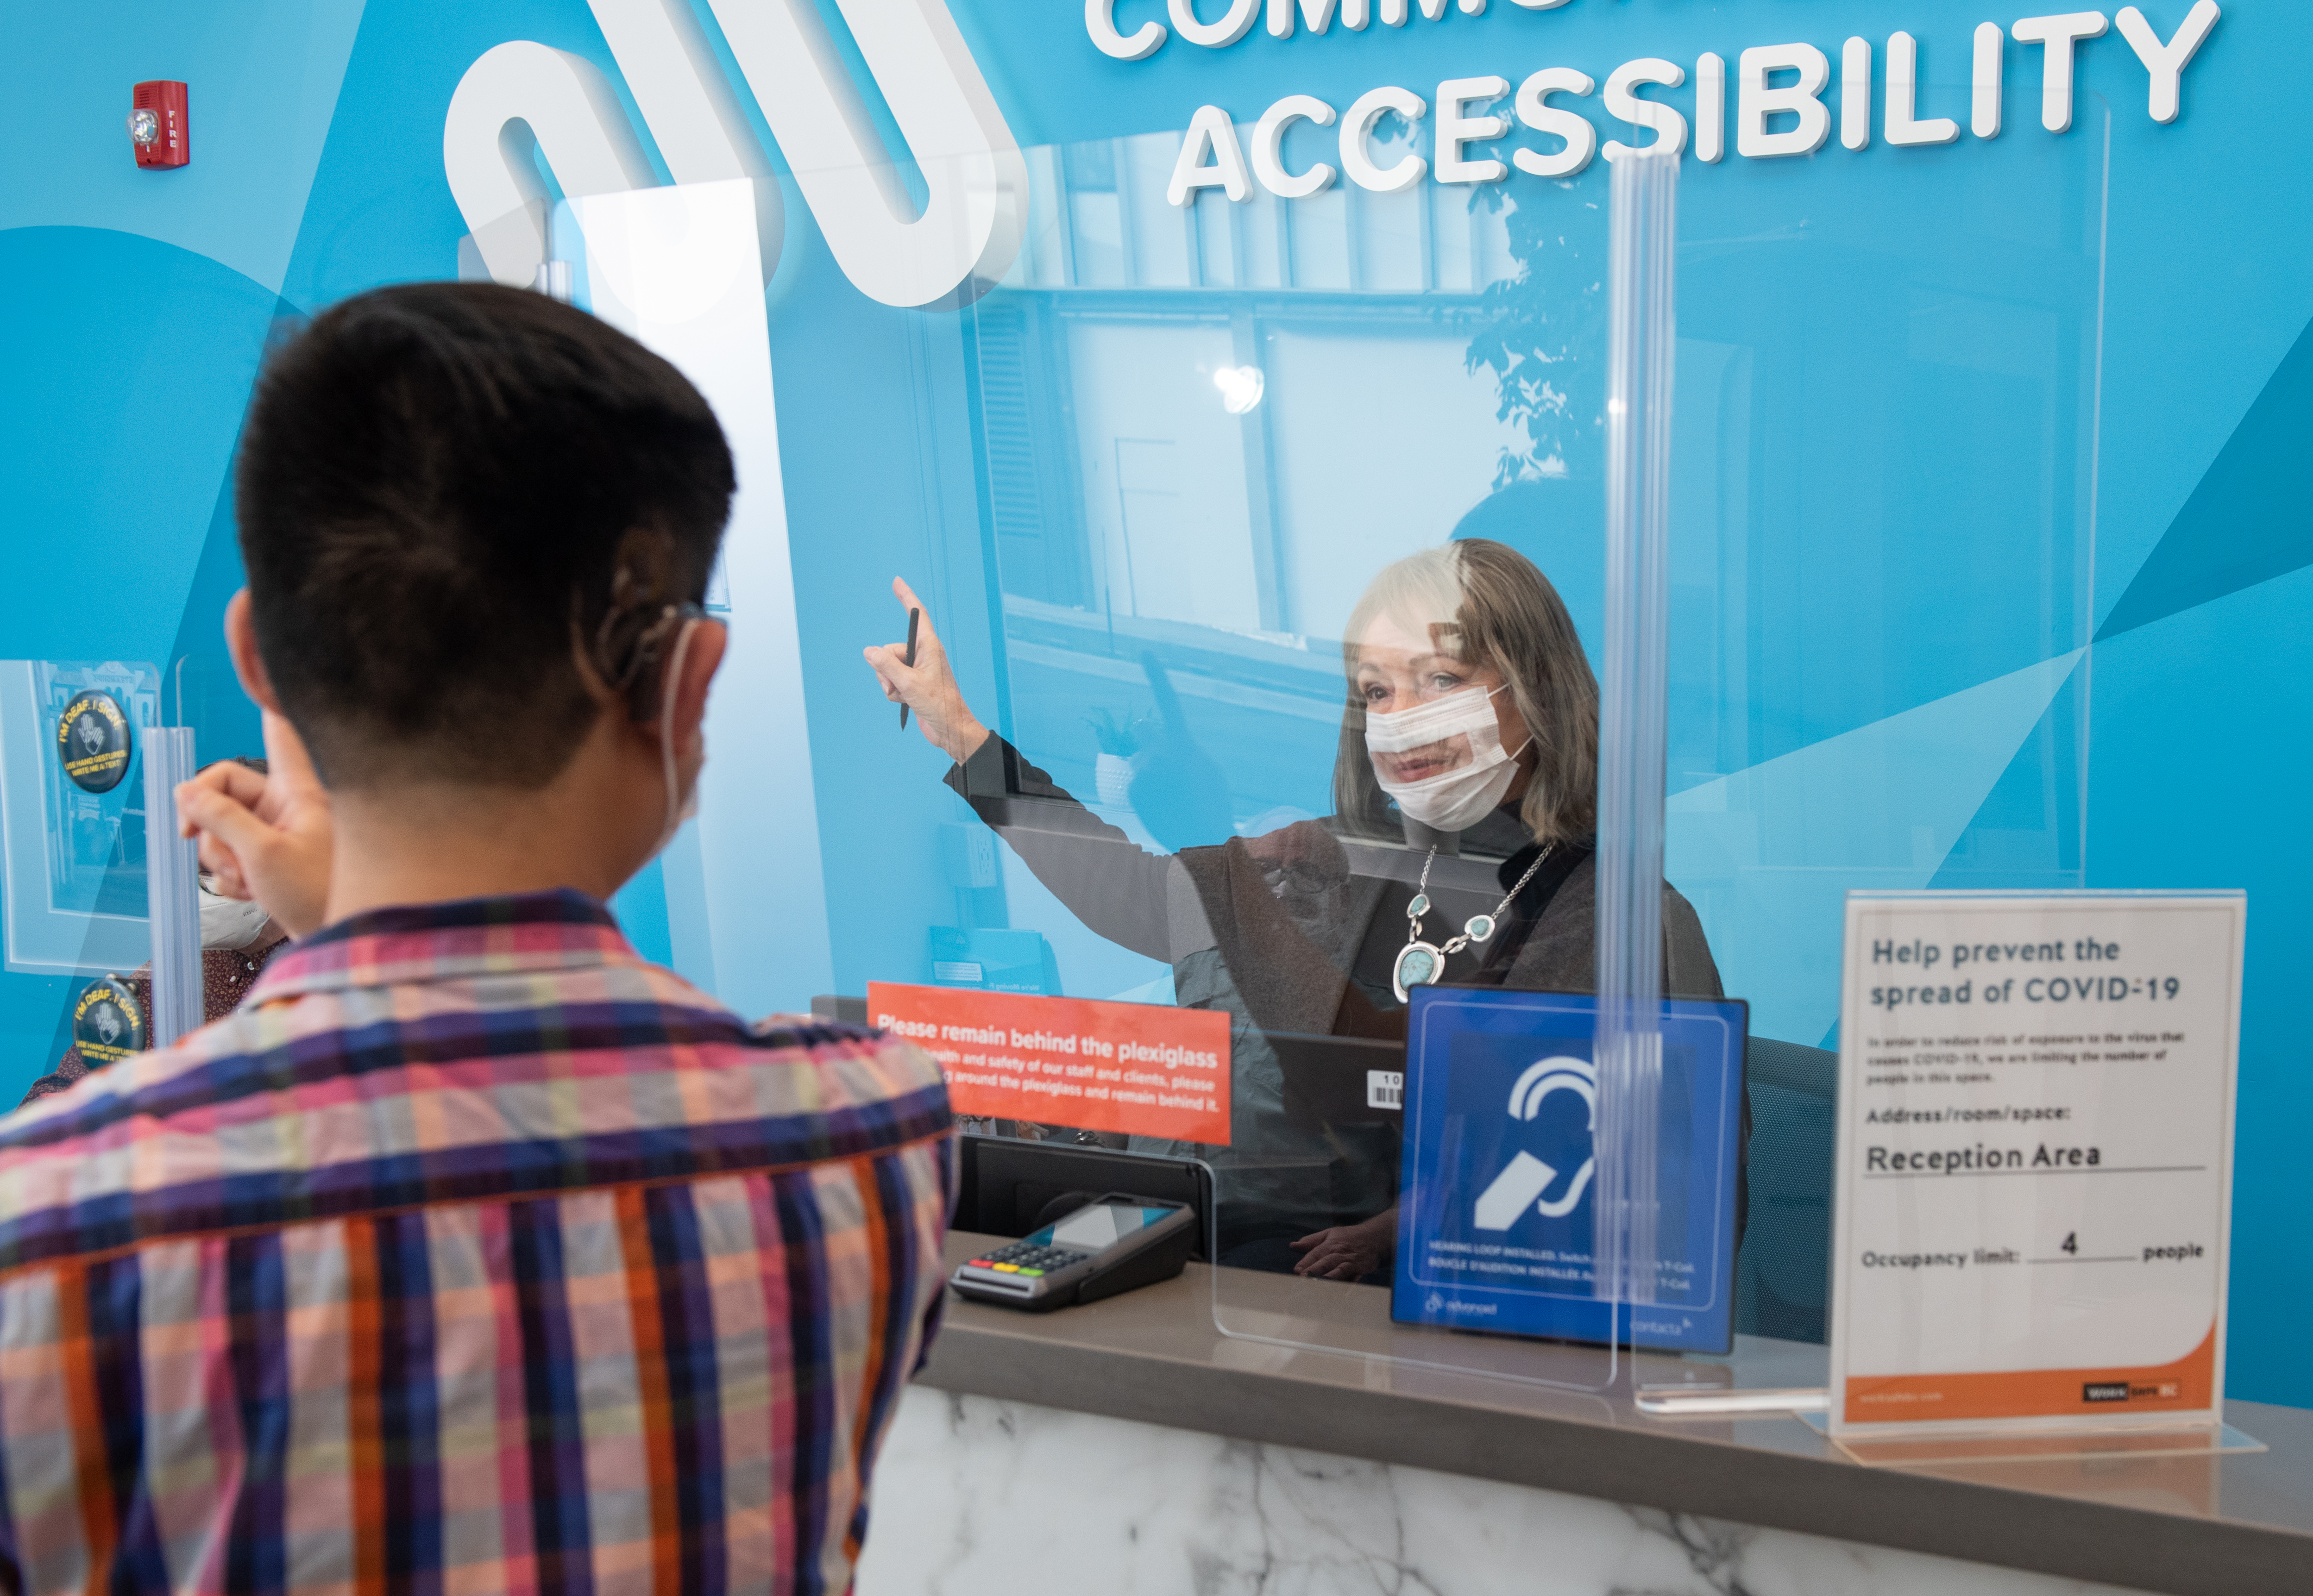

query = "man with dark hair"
[0, 283, 951, 1593]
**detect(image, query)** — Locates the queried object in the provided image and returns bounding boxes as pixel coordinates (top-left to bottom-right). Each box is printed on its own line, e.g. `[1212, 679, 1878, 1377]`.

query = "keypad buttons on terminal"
[968, 1240, 1093, 1276]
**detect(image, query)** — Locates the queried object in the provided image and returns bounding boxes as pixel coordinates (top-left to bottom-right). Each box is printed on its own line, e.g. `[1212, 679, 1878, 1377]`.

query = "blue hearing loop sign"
[1394, 987, 1747, 1354]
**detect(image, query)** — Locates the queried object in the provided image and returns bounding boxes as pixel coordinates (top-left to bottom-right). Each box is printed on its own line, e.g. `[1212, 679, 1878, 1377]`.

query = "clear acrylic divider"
[1667, 84, 2108, 1053]
[0, 662, 160, 978]
[493, 66, 2111, 1406]
[1593, 145, 1679, 1362]
[1661, 86, 2112, 1414]
[1, 660, 160, 1074]
[1200, 149, 1683, 1394]
[143, 727, 201, 1049]
[1805, 1417, 2266, 1471]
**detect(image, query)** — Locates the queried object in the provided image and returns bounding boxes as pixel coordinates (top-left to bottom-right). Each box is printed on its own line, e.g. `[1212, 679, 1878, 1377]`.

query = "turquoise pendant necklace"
[1390, 842, 1557, 1003]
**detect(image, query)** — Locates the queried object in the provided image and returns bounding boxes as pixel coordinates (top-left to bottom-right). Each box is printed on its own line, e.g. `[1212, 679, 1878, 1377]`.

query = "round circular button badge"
[72, 975, 147, 1064]
[56, 690, 132, 793]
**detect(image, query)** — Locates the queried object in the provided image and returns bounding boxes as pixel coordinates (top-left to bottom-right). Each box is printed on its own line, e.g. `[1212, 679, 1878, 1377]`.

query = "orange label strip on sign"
[867, 982, 1232, 1147]
[1842, 1327, 2216, 1426]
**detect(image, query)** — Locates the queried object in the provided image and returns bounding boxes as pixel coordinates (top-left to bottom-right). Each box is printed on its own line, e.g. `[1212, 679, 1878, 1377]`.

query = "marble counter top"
[917, 1233, 2313, 1596]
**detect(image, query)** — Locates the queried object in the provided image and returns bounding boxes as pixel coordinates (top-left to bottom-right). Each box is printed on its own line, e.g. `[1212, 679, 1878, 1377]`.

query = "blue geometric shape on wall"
[0, 228, 283, 670]
[1927, 665, 2086, 889]
[2099, 312, 2313, 641]
[1667, 650, 2084, 1048]
[278, 0, 638, 312]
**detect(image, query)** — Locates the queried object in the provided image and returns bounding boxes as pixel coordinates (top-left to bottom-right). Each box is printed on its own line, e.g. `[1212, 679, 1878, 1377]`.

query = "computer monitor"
[1270, 1031, 1407, 1133]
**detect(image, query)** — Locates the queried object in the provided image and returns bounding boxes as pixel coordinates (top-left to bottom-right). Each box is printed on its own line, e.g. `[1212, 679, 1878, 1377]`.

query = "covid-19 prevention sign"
[1829, 892, 2244, 1440]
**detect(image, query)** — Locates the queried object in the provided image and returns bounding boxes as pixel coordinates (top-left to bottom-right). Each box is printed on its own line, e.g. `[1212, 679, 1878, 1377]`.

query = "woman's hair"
[1330, 539, 1599, 845]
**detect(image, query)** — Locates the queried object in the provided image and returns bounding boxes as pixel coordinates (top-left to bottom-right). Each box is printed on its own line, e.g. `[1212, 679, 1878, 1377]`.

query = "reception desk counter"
[858, 1232, 2312, 1596]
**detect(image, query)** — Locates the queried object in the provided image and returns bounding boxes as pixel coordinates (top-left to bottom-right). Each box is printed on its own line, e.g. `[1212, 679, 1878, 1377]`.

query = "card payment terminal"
[950, 1194, 1198, 1312]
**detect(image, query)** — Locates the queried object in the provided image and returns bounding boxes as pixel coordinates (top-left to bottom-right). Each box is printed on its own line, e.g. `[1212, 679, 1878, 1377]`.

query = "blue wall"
[4, 0, 2307, 1404]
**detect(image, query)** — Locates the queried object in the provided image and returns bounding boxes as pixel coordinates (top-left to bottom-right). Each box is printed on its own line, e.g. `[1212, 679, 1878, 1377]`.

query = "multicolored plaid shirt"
[0, 891, 953, 1595]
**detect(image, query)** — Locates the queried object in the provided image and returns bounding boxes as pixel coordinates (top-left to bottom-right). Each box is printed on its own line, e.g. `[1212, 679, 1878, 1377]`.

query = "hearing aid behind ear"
[594, 568, 706, 722]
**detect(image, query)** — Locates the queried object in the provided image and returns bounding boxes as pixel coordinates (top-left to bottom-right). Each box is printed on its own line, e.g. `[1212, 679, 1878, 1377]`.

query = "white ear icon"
[1473, 1056, 1597, 1230]
[1509, 1056, 1596, 1122]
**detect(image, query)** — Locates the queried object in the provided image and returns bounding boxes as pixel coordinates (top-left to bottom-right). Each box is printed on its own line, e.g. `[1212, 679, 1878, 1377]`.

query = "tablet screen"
[1038, 1202, 1170, 1253]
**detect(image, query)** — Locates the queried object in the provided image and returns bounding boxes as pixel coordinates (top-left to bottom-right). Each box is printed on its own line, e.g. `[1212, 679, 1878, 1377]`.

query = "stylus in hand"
[899, 607, 921, 729]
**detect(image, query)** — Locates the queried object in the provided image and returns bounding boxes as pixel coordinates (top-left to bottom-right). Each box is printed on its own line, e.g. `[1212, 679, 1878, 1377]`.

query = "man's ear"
[666, 618, 727, 752]
[224, 590, 285, 713]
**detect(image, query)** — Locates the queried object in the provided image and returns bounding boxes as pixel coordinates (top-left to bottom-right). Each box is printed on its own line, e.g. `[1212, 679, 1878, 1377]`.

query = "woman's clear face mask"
[1353, 611, 1534, 833]
[1351, 612, 1511, 783]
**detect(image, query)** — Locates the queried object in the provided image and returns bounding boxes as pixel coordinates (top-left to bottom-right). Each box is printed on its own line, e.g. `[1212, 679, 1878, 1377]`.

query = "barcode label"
[1367, 1070, 1405, 1110]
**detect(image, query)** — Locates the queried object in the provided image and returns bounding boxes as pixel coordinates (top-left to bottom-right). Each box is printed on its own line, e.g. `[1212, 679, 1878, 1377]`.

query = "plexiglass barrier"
[0, 662, 226, 1084]
[0, 661, 159, 978]
[1672, 88, 2108, 1364]
[0, 661, 162, 1081]
[143, 728, 201, 1050]
[1667, 97, 2106, 1062]
[517, 77, 2106, 1389]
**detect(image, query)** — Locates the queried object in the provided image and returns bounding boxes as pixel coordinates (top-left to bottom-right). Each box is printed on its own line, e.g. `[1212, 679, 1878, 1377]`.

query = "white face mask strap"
[1484, 682, 1531, 766]
[656, 617, 702, 858]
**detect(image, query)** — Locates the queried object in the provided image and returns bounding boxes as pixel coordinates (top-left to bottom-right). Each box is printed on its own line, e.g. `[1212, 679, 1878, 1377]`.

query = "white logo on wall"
[1472, 1055, 1596, 1231]
[444, 0, 1026, 308]
[446, 3, 2221, 306]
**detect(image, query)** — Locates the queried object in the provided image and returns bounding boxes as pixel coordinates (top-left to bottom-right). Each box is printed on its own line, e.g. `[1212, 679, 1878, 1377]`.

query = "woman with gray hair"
[867, 537, 1722, 1278]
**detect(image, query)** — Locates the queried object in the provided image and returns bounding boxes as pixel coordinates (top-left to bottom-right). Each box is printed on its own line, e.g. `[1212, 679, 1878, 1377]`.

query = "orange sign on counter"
[867, 983, 1232, 1146]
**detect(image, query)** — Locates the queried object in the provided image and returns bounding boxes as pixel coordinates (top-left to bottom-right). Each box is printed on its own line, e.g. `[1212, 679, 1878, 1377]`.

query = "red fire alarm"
[128, 81, 189, 169]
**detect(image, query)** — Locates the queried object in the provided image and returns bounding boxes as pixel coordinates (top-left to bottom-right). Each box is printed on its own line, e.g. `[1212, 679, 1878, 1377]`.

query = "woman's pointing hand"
[863, 577, 989, 765]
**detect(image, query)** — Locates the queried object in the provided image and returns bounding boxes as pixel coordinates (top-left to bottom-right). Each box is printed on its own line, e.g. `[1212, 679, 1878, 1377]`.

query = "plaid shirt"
[0, 891, 953, 1595]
